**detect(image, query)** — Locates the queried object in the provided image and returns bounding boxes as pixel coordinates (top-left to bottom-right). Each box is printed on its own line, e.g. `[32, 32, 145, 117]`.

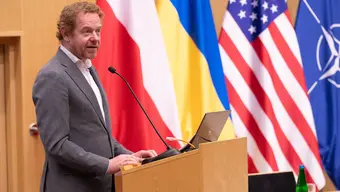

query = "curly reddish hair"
[56, 1, 104, 41]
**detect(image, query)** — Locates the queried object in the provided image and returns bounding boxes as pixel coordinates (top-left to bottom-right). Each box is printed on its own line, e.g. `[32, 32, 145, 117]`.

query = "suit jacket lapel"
[56, 49, 107, 130]
[89, 66, 112, 132]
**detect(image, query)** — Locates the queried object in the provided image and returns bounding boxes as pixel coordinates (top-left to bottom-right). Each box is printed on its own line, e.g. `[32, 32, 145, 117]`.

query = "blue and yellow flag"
[156, 0, 235, 141]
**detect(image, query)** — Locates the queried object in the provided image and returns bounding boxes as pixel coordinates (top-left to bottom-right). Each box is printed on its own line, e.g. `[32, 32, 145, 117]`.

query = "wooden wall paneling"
[0, 31, 24, 38]
[323, 170, 336, 191]
[0, 44, 8, 192]
[210, 0, 228, 37]
[0, 0, 22, 32]
[287, 0, 300, 26]
[3, 38, 23, 192]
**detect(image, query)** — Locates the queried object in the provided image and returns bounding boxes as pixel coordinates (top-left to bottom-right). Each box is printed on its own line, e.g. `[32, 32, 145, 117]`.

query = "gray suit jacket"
[32, 48, 131, 192]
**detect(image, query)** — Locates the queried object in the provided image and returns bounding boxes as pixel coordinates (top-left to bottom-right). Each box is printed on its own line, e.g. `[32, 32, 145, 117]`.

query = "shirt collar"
[60, 45, 92, 69]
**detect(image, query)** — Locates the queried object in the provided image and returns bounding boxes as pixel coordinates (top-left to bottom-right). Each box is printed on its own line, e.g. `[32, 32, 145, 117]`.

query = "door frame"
[0, 44, 8, 192]
[0, 37, 23, 192]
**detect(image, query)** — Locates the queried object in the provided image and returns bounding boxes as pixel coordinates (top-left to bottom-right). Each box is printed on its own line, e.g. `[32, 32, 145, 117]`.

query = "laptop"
[180, 110, 231, 153]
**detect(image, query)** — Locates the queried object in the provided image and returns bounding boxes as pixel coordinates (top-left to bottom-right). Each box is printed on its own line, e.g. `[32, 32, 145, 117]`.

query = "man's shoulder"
[32, 55, 70, 95]
[37, 55, 66, 78]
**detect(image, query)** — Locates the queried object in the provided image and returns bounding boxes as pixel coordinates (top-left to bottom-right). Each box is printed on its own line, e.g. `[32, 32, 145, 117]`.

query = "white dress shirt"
[60, 45, 106, 123]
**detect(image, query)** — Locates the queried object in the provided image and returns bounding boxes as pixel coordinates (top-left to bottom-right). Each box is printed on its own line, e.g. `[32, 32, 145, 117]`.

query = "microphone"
[108, 66, 180, 164]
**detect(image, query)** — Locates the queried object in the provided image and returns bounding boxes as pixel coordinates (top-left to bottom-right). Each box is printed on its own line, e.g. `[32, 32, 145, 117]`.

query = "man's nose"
[90, 31, 100, 41]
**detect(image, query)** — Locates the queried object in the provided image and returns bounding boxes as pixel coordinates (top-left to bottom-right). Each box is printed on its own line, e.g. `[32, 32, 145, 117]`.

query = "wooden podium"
[115, 137, 248, 192]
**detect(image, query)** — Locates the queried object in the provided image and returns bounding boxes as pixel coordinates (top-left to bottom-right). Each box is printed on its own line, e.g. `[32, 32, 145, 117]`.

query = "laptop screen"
[180, 110, 231, 152]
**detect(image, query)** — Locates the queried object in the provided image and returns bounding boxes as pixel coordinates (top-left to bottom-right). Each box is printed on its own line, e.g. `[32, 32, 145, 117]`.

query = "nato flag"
[295, 0, 340, 189]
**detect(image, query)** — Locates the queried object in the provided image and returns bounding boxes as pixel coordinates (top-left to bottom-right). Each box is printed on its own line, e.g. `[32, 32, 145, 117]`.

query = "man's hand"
[132, 150, 157, 159]
[107, 154, 141, 174]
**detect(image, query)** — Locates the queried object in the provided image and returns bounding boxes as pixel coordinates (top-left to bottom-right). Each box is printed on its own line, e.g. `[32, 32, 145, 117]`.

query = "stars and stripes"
[229, 0, 285, 41]
[219, 0, 325, 189]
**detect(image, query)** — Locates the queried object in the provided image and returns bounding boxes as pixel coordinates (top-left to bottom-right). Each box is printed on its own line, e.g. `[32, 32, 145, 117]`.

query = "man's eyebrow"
[80, 25, 102, 30]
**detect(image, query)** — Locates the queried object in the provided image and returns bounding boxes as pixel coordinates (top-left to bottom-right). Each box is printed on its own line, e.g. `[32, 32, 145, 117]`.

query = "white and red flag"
[93, 0, 181, 153]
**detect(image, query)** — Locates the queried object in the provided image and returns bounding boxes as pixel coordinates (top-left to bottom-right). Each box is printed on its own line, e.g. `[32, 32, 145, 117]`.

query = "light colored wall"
[0, 0, 22, 32]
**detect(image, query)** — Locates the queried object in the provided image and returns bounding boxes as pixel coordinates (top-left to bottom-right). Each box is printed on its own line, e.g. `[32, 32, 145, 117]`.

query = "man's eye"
[83, 30, 92, 35]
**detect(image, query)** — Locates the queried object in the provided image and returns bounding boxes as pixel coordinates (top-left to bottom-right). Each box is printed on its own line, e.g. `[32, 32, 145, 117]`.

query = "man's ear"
[61, 27, 70, 42]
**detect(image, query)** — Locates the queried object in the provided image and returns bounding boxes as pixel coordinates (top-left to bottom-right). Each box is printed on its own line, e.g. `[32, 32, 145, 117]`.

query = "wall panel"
[0, 0, 22, 32]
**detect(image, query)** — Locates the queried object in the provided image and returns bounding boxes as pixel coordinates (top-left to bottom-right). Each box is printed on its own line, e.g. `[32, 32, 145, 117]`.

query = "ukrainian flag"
[156, 0, 235, 141]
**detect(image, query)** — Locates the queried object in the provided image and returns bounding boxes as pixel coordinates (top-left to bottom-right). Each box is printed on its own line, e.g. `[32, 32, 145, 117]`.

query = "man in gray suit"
[32, 2, 156, 192]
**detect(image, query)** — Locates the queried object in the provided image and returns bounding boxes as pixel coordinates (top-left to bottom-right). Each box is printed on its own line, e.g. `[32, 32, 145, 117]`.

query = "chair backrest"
[249, 171, 296, 192]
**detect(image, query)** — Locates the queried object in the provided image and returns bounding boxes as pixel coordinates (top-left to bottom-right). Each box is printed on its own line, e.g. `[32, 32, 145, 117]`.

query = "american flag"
[218, 0, 325, 189]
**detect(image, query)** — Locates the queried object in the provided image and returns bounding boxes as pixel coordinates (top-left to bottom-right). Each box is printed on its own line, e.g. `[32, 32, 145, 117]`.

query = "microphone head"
[108, 66, 117, 74]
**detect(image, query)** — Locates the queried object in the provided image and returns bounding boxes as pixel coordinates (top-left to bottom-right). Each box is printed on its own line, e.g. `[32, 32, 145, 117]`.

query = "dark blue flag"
[295, 0, 340, 189]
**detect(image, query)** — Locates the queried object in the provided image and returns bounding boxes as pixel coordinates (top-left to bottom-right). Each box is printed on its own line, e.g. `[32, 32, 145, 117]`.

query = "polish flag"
[93, 0, 181, 153]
